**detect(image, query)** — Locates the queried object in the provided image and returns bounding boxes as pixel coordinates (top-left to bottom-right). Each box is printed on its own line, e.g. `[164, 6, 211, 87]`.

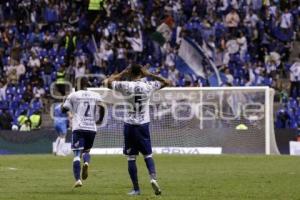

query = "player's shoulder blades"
[70, 90, 83, 98]
[87, 90, 103, 100]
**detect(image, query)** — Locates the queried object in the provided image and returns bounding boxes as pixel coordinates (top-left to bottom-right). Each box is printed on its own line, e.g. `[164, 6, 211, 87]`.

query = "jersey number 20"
[84, 101, 92, 117]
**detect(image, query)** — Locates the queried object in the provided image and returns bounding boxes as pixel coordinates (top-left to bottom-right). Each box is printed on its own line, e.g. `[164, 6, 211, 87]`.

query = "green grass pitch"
[0, 155, 300, 200]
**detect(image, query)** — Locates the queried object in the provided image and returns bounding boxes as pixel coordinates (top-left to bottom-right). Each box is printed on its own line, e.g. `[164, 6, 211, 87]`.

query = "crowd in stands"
[0, 0, 299, 130]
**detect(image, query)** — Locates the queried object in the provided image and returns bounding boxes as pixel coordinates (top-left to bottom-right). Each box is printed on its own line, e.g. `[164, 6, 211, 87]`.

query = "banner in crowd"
[177, 38, 206, 78]
[177, 38, 222, 86]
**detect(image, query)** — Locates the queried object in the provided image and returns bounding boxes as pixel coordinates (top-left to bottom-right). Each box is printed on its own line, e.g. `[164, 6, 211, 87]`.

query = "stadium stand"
[0, 0, 299, 130]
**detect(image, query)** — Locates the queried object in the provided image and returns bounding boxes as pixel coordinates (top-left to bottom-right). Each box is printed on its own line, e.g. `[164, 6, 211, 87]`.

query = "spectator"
[168, 65, 179, 86]
[276, 107, 291, 128]
[29, 110, 42, 129]
[56, 67, 67, 96]
[280, 8, 293, 33]
[17, 110, 28, 129]
[290, 55, 300, 98]
[44, 3, 59, 24]
[68, 11, 79, 27]
[75, 62, 86, 79]
[14, 60, 26, 79]
[7, 69, 19, 85]
[236, 32, 248, 59]
[63, 30, 77, 58]
[225, 9, 240, 36]
[265, 59, 277, 78]
[28, 53, 41, 69]
[41, 57, 53, 87]
[218, 0, 230, 14]
[165, 45, 176, 68]
[116, 43, 127, 72]
[29, 68, 41, 87]
[33, 85, 45, 98]
[252, 0, 263, 12]
[0, 109, 13, 130]
[23, 85, 33, 103]
[87, 0, 106, 25]
[0, 81, 7, 101]
[126, 30, 144, 60]
[20, 119, 31, 131]
[244, 9, 259, 29]
[224, 68, 234, 85]
[42, 30, 54, 50]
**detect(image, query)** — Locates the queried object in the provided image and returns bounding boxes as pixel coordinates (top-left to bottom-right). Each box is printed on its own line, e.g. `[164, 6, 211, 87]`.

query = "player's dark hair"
[130, 64, 142, 77]
[76, 77, 90, 91]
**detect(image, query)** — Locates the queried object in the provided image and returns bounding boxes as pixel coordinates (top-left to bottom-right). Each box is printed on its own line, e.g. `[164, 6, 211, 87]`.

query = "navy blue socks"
[128, 160, 139, 191]
[73, 160, 81, 181]
[82, 152, 90, 164]
[145, 157, 156, 180]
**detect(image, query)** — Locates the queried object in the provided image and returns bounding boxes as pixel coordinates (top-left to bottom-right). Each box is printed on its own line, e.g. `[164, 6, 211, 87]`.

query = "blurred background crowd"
[0, 0, 299, 130]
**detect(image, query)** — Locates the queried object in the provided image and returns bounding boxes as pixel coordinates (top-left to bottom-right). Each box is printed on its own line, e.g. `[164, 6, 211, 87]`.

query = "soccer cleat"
[150, 179, 161, 195]
[127, 190, 141, 196]
[82, 162, 89, 180]
[73, 180, 83, 188]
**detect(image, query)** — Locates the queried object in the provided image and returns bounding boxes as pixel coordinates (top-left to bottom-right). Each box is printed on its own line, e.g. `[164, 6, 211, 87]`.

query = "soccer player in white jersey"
[62, 78, 105, 188]
[105, 64, 171, 195]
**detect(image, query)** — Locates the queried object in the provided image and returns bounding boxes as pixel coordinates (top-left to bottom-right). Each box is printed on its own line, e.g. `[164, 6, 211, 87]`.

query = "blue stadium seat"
[49, 48, 58, 57]
[51, 71, 57, 80]
[233, 78, 240, 86]
[0, 100, 9, 109]
[40, 48, 49, 58]
[8, 109, 16, 118]
[263, 77, 273, 87]
[273, 27, 294, 42]
[285, 63, 292, 71]
[6, 86, 17, 96]
[17, 85, 26, 95]
[59, 48, 66, 57]
[6, 94, 13, 101]
[288, 98, 298, 108]
[19, 102, 30, 113]
[9, 98, 20, 111]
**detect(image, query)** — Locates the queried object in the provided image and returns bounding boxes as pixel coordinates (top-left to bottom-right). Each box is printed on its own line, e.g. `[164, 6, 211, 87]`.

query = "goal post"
[88, 86, 279, 155]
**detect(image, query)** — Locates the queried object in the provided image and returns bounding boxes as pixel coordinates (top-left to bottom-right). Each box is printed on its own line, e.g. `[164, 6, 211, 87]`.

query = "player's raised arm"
[104, 68, 130, 89]
[142, 68, 172, 89]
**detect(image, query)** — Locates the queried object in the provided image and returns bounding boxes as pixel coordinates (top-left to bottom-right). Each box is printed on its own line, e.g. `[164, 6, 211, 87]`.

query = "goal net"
[88, 87, 279, 155]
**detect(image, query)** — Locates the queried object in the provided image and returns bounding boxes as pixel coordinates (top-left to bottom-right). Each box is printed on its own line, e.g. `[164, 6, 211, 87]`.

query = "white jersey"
[62, 90, 102, 132]
[112, 80, 162, 125]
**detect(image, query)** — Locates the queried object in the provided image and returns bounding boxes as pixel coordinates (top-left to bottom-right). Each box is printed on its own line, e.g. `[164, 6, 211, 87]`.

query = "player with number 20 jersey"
[62, 78, 105, 188]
